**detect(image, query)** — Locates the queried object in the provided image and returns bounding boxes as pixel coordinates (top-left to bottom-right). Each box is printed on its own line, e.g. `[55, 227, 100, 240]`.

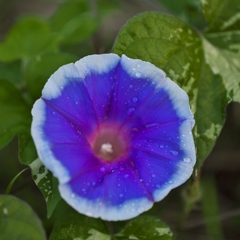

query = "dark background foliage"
[0, 0, 240, 239]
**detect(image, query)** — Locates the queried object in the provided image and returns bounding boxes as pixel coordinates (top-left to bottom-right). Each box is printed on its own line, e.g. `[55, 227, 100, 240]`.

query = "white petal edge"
[42, 53, 120, 100]
[31, 99, 70, 183]
[59, 183, 153, 221]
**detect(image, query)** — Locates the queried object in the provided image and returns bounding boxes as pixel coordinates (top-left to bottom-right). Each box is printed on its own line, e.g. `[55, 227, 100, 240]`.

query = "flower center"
[89, 124, 128, 162]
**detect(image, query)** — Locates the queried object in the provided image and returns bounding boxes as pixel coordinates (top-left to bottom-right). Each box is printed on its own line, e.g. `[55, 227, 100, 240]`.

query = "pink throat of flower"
[89, 124, 129, 162]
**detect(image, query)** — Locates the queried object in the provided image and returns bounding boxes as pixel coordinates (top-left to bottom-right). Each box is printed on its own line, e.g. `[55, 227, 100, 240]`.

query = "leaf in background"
[0, 17, 58, 62]
[202, 38, 240, 102]
[0, 80, 30, 149]
[201, 0, 240, 32]
[97, 0, 119, 18]
[25, 52, 78, 100]
[112, 12, 240, 170]
[0, 61, 22, 87]
[30, 158, 61, 219]
[50, 0, 98, 45]
[49, 207, 110, 240]
[201, 176, 224, 240]
[113, 13, 206, 167]
[18, 131, 38, 165]
[159, 0, 206, 29]
[113, 12, 202, 112]
[194, 61, 228, 169]
[115, 215, 173, 240]
[0, 195, 46, 240]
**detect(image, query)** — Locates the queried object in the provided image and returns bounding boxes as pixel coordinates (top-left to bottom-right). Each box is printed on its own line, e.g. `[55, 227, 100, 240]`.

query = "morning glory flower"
[31, 54, 195, 221]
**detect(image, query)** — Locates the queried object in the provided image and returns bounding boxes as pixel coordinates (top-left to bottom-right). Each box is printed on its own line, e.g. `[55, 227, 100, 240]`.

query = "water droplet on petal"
[132, 97, 138, 103]
[92, 182, 96, 186]
[152, 174, 156, 178]
[71, 194, 75, 198]
[170, 150, 179, 156]
[129, 84, 133, 88]
[137, 64, 141, 67]
[75, 101, 78, 105]
[183, 157, 191, 163]
[127, 107, 135, 115]
[124, 174, 129, 179]
[160, 145, 164, 149]
[135, 72, 141, 78]
[119, 193, 123, 198]
[132, 68, 136, 71]
[100, 167, 106, 172]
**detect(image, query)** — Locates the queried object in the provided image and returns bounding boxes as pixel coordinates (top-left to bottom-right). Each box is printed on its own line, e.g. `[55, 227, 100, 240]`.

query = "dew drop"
[152, 174, 156, 178]
[127, 107, 135, 115]
[170, 150, 179, 156]
[71, 194, 75, 198]
[124, 174, 129, 179]
[119, 193, 123, 198]
[182, 134, 186, 137]
[169, 180, 173, 184]
[137, 64, 141, 68]
[75, 101, 78, 105]
[183, 157, 191, 163]
[132, 97, 138, 103]
[135, 72, 141, 78]
[120, 167, 124, 171]
[132, 68, 136, 71]
[160, 145, 164, 149]
[92, 182, 96, 186]
[100, 167, 106, 172]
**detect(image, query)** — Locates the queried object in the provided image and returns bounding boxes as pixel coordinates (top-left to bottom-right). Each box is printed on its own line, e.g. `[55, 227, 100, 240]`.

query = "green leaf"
[194, 61, 228, 169]
[0, 16, 58, 62]
[25, 52, 78, 100]
[112, 12, 239, 170]
[113, 12, 204, 165]
[0, 79, 31, 148]
[202, 37, 240, 102]
[201, 0, 240, 32]
[115, 215, 173, 240]
[0, 195, 46, 240]
[18, 131, 38, 165]
[97, 0, 119, 18]
[50, 0, 98, 45]
[113, 12, 202, 112]
[0, 61, 22, 87]
[201, 176, 224, 239]
[29, 158, 61, 218]
[159, 0, 206, 29]
[49, 207, 110, 240]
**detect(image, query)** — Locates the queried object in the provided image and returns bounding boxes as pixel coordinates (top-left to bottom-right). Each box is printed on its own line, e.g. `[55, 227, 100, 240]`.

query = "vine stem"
[5, 168, 29, 195]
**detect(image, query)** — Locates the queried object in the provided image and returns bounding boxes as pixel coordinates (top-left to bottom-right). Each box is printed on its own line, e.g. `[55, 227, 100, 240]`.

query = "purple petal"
[31, 53, 196, 221]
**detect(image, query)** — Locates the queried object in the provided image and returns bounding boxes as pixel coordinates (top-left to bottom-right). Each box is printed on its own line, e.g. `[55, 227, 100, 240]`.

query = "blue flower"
[31, 54, 195, 221]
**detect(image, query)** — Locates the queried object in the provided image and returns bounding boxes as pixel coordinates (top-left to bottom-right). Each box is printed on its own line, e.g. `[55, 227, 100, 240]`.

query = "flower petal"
[59, 161, 154, 220]
[31, 53, 196, 221]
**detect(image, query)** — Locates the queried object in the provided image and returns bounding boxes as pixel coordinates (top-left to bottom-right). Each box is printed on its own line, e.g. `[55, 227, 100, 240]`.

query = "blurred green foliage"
[0, 0, 240, 239]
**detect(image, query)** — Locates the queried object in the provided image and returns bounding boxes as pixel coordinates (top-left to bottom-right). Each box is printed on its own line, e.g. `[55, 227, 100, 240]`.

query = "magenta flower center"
[89, 124, 129, 162]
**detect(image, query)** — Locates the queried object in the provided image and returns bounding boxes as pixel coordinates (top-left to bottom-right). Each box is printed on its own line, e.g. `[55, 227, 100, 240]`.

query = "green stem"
[5, 168, 29, 195]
